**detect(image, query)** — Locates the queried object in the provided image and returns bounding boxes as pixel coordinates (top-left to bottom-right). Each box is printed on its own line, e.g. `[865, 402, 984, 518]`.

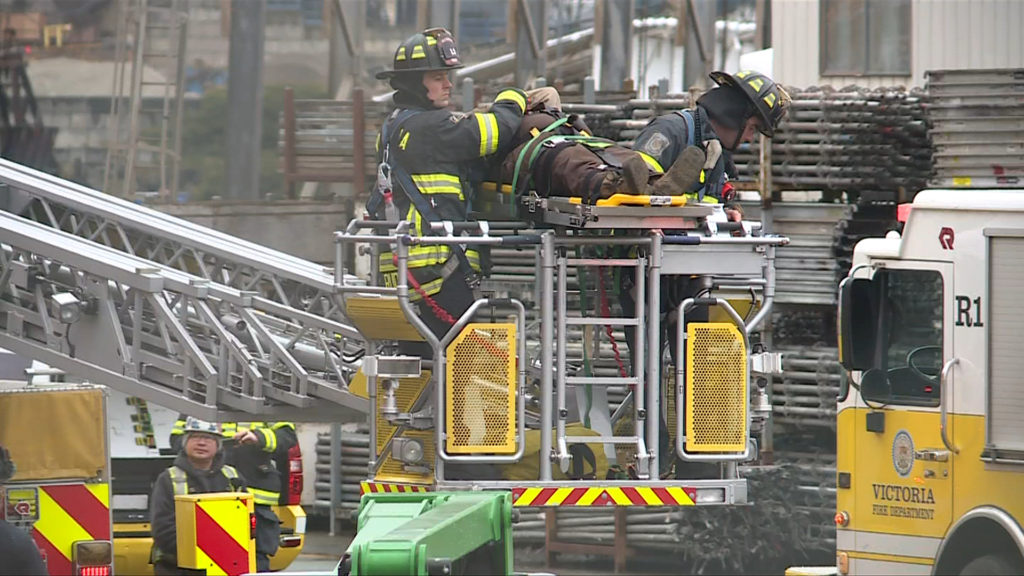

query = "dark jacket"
[374, 89, 526, 296]
[170, 420, 297, 507]
[633, 105, 733, 201]
[150, 451, 244, 565]
[492, 109, 645, 202]
[0, 519, 47, 575]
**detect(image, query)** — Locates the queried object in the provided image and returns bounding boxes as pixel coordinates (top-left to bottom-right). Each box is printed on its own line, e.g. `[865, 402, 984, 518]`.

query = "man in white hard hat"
[149, 418, 246, 575]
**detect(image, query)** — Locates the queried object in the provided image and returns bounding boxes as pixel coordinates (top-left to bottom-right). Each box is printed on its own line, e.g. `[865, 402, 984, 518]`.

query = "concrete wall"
[37, 95, 168, 190]
[772, 0, 1024, 89]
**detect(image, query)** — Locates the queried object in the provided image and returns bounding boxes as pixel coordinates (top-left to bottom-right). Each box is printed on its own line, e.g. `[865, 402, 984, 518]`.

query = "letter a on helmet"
[376, 28, 464, 79]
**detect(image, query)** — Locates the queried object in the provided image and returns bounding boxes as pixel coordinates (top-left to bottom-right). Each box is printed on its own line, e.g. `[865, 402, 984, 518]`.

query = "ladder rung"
[563, 435, 640, 444]
[565, 258, 643, 267]
[564, 317, 639, 326]
[565, 376, 639, 386]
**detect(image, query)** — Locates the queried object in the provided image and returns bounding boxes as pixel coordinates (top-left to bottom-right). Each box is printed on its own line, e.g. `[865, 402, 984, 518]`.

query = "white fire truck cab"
[836, 190, 1024, 575]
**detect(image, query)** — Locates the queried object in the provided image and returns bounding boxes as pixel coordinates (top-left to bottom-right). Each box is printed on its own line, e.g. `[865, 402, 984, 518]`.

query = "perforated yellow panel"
[344, 296, 426, 341]
[685, 322, 747, 452]
[446, 323, 517, 454]
[375, 371, 435, 484]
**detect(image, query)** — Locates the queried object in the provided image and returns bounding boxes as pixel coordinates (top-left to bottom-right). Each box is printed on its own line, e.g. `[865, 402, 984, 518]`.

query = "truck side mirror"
[838, 276, 877, 372]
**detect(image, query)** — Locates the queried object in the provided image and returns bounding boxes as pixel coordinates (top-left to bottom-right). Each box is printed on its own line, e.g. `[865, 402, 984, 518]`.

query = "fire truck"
[0, 155, 785, 574]
[836, 190, 1024, 575]
[0, 382, 114, 575]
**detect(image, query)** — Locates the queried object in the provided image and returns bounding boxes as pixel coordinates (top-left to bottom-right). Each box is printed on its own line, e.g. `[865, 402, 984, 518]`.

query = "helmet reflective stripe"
[376, 28, 464, 79]
[708, 69, 790, 137]
[183, 416, 219, 435]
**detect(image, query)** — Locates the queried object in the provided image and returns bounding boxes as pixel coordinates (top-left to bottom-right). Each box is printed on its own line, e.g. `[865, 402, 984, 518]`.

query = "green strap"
[510, 116, 571, 196]
[512, 133, 620, 197]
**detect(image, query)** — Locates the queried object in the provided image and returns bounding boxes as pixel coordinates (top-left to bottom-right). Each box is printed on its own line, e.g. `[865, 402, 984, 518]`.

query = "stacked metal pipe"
[770, 347, 842, 431]
[732, 86, 933, 196]
[313, 424, 370, 519]
[926, 68, 1024, 188]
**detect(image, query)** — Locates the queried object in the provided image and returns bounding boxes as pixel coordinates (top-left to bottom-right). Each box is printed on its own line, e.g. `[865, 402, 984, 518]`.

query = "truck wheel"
[960, 554, 1019, 575]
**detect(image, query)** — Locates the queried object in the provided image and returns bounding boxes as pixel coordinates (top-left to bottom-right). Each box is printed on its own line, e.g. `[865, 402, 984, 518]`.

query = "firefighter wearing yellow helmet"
[369, 28, 527, 339]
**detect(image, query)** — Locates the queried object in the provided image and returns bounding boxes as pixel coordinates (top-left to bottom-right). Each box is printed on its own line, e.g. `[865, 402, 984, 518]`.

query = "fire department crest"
[640, 132, 671, 157]
[892, 430, 915, 477]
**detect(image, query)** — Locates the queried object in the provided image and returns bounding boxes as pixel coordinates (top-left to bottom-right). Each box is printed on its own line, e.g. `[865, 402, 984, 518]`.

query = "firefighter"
[369, 27, 527, 339]
[634, 70, 791, 213]
[0, 444, 47, 575]
[151, 418, 245, 576]
[625, 71, 791, 477]
[169, 419, 297, 572]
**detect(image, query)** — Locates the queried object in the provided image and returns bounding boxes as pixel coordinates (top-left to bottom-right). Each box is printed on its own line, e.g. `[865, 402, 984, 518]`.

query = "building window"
[820, 0, 911, 76]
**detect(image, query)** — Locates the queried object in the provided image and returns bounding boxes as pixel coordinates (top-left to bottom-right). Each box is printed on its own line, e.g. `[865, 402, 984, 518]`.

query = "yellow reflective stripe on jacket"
[272, 422, 295, 431]
[475, 113, 500, 156]
[248, 486, 280, 506]
[685, 192, 719, 204]
[416, 277, 445, 297]
[495, 89, 527, 114]
[411, 173, 462, 196]
[168, 465, 240, 495]
[171, 419, 186, 437]
[637, 151, 664, 174]
[379, 246, 481, 273]
[380, 246, 451, 272]
[257, 428, 277, 452]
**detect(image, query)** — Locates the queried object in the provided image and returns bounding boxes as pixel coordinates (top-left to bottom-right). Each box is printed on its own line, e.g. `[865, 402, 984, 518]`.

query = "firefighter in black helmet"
[634, 69, 791, 208]
[369, 28, 527, 340]
[627, 71, 790, 478]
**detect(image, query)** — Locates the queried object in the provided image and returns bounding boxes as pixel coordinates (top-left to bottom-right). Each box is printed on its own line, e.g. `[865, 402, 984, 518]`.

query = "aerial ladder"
[0, 158, 366, 421]
[0, 158, 787, 574]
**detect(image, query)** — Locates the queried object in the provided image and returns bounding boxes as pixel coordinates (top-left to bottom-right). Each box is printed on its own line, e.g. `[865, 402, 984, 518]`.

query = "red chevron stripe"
[652, 487, 674, 505]
[195, 504, 249, 576]
[32, 528, 72, 575]
[42, 484, 110, 539]
[620, 486, 644, 505]
[533, 487, 558, 506]
[561, 488, 586, 506]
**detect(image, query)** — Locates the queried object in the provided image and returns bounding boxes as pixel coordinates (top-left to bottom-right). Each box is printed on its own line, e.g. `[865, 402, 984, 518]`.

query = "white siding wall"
[772, 0, 1024, 90]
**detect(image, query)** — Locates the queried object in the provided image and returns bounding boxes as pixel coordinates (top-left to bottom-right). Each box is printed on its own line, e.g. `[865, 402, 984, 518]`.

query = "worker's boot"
[596, 155, 649, 201]
[620, 154, 649, 196]
[648, 145, 705, 196]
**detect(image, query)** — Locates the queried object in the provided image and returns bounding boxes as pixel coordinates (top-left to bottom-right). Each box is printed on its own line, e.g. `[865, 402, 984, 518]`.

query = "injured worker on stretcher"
[476, 86, 747, 225]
